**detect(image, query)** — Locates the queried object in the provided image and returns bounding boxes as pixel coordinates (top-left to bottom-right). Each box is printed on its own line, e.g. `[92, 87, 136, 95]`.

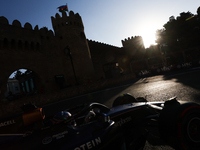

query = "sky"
[0, 0, 200, 48]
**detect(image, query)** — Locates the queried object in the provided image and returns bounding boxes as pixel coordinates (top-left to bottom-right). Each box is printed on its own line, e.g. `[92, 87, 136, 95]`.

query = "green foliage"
[14, 69, 32, 79]
[155, 11, 200, 52]
[14, 70, 22, 79]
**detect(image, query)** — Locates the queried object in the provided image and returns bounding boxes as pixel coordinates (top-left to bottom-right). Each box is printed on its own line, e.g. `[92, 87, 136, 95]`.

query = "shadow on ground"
[43, 78, 141, 117]
[163, 68, 200, 102]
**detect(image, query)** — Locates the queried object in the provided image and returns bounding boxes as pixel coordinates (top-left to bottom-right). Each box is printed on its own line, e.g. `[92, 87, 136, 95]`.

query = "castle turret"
[121, 36, 146, 73]
[51, 11, 94, 83]
[122, 36, 145, 50]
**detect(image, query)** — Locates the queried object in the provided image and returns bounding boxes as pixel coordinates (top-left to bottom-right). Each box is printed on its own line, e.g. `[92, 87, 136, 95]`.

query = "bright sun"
[139, 21, 161, 48]
[141, 28, 157, 48]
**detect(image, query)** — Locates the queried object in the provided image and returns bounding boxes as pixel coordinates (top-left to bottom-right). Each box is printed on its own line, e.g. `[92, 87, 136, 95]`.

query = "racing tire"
[112, 93, 137, 107]
[159, 100, 200, 150]
[112, 93, 147, 107]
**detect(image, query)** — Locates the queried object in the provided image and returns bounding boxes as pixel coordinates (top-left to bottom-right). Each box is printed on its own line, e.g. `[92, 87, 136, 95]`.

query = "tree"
[155, 11, 200, 51]
[24, 69, 32, 75]
[14, 70, 22, 79]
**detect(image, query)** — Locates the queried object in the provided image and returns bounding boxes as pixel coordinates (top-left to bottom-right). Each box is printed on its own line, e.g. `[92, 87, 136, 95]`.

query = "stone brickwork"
[0, 10, 145, 117]
[88, 40, 126, 79]
[0, 11, 95, 98]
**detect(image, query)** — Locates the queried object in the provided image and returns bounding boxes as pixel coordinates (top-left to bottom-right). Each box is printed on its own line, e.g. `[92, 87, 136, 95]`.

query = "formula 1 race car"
[0, 93, 200, 150]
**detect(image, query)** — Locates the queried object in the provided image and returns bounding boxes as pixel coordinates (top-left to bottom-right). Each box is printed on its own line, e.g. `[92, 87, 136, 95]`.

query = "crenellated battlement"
[122, 36, 143, 42]
[0, 9, 165, 107]
[121, 36, 144, 49]
[0, 16, 52, 32]
[0, 16, 55, 37]
[0, 16, 56, 52]
[51, 11, 84, 33]
[0, 10, 96, 97]
[87, 39, 121, 48]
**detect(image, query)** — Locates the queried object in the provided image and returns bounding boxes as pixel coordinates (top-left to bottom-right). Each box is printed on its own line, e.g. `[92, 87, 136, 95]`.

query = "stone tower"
[51, 11, 94, 82]
[0, 11, 95, 98]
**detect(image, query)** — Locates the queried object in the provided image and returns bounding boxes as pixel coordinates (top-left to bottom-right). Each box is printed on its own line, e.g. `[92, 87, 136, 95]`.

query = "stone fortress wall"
[0, 11, 97, 97]
[0, 10, 151, 117]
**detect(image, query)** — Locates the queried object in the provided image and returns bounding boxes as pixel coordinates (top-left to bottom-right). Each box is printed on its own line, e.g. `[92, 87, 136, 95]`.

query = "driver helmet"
[84, 110, 96, 123]
[52, 111, 72, 124]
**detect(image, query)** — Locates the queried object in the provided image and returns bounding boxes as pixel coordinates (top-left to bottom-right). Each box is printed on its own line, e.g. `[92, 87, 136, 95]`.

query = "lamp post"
[64, 46, 78, 85]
